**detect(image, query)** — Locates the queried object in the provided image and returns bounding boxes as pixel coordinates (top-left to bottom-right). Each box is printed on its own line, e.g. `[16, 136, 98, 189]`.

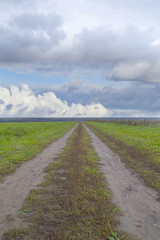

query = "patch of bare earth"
[84, 124, 160, 240]
[0, 125, 77, 239]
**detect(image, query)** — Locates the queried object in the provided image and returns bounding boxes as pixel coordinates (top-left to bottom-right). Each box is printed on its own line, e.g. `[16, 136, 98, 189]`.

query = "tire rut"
[0, 124, 77, 239]
[84, 124, 160, 240]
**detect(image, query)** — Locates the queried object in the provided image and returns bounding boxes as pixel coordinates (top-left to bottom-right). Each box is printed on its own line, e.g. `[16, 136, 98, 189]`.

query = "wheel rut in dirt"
[84, 124, 160, 240]
[0, 124, 77, 239]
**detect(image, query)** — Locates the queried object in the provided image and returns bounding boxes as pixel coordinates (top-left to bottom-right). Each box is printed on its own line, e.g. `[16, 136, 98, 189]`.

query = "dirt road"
[84, 124, 160, 240]
[1, 123, 160, 240]
[0, 125, 77, 239]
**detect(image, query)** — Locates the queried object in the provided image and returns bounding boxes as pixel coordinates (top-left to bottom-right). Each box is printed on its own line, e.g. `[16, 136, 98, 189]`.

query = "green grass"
[2, 123, 132, 240]
[87, 121, 160, 156]
[0, 121, 75, 180]
[86, 121, 160, 195]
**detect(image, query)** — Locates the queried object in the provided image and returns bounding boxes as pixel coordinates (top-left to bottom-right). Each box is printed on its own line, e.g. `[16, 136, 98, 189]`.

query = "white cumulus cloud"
[0, 84, 110, 117]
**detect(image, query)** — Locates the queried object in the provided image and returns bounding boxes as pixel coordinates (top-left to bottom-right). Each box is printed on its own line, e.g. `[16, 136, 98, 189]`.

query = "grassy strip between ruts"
[2, 123, 132, 240]
[0, 122, 75, 181]
[86, 121, 160, 197]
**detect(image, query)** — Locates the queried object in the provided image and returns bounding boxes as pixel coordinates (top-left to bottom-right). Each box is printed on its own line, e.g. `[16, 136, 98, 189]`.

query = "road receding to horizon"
[84, 124, 160, 240]
[1, 123, 160, 240]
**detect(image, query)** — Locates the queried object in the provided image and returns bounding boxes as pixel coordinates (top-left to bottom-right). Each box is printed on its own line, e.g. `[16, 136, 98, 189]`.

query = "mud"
[0, 124, 77, 239]
[84, 124, 160, 240]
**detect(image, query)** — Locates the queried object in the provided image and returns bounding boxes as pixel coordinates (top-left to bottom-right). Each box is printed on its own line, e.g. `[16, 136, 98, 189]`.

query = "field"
[0, 122, 75, 180]
[86, 121, 160, 195]
[1, 120, 160, 239]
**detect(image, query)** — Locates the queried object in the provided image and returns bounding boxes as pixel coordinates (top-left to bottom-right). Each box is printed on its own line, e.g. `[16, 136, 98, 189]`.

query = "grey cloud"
[74, 26, 154, 63]
[0, 2, 160, 83]
[95, 83, 160, 113]
[109, 61, 160, 82]
[110, 83, 160, 112]
[0, 99, 4, 104]
[13, 13, 62, 31]
[46, 81, 160, 114]
[0, 22, 159, 83]
[6, 104, 13, 110]
[72, 26, 160, 82]
[62, 80, 83, 93]
[91, 0, 160, 19]
[0, 12, 66, 64]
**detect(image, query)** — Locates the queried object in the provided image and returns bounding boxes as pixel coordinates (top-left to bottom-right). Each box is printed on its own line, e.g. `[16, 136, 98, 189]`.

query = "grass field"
[86, 121, 160, 195]
[0, 121, 75, 180]
[87, 121, 160, 155]
[2, 123, 132, 240]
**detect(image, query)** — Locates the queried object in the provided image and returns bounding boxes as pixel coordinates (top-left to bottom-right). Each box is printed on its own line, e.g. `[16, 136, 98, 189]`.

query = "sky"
[0, 0, 160, 117]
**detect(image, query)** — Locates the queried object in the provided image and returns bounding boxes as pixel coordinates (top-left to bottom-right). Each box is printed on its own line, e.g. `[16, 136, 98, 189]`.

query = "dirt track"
[84, 124, 160, 240]
[1, 124, 160, 240]
[0, 125, 77, 239]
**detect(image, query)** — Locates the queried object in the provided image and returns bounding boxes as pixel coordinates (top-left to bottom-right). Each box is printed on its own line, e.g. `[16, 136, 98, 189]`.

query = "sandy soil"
[84, 125, 160, 240]
[0, 124, 77, 239]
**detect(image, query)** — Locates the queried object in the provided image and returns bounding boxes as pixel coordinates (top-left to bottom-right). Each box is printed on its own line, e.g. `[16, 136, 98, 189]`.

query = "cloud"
[1, 18, 159, 83]
[73, 26, 160, 82]
[109, 62, 150, 81]
[109, 60, 160, 83]
[0, 12, 66, 65]
[13, 13, 62, 33]
[46, 80, 160, 116]
[0, 0, 160, 84]
[1, 81, 160, 118]
[0, 84, 110, 117]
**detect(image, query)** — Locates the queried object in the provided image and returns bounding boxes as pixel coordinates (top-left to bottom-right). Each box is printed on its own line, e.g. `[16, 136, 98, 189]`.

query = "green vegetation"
[87, 121, 160, 155]
[2, 123, 132, 240]
[108, 232, 120, 240]
[86, 121, 160, 195]
[0, 121, 75, 180]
